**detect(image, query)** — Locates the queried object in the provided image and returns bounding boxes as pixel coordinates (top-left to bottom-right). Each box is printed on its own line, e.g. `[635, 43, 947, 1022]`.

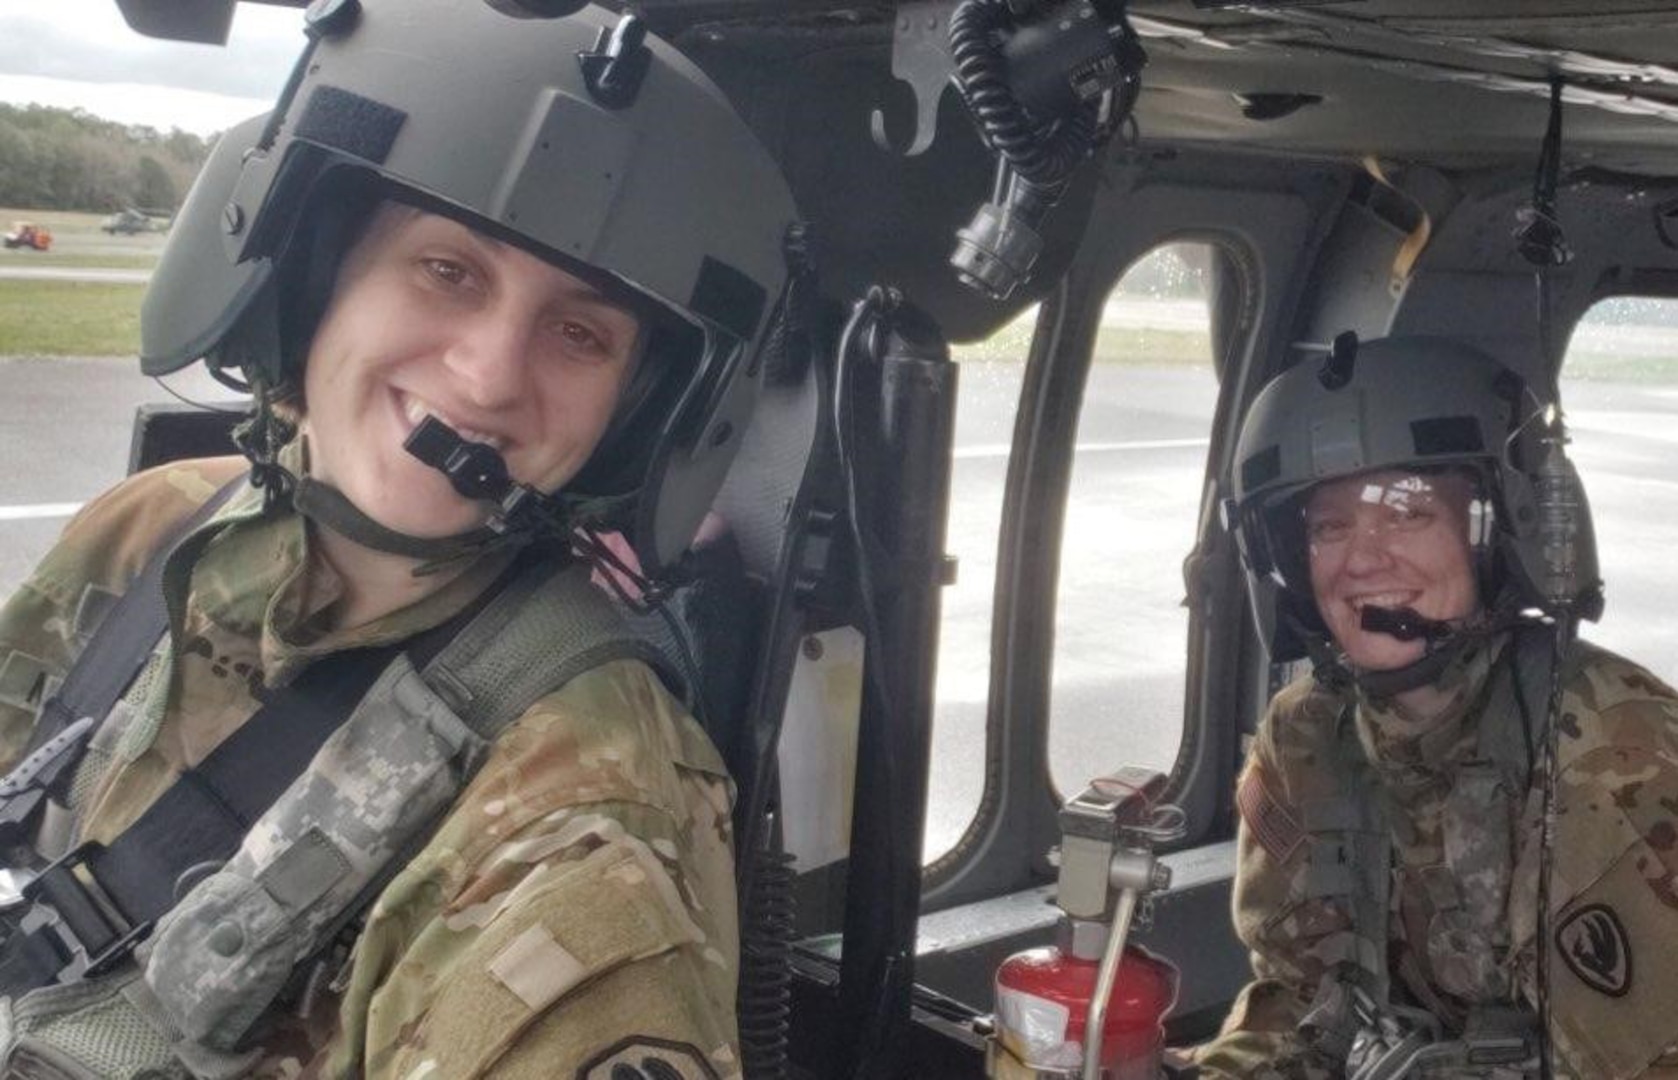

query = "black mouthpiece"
[1359, 605, 1454, 643]
[403, 416, 513, 502]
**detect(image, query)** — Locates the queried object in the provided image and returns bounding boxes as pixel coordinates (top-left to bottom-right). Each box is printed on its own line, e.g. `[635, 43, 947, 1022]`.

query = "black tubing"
[948, 0, 1101, 187]
[738, 844, 797, 1079]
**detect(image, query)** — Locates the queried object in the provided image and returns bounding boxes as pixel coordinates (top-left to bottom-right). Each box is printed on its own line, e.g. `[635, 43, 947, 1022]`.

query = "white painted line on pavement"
[0, 267, 152, 284]
[954, 437, 1210, 460]
[0, 503, 83, 522]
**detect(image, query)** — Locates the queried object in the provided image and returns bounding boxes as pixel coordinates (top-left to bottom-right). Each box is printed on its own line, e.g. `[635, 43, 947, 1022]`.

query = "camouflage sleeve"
[0, 458, 245, 772]
[1541, 650, 1678, 1077]
[338, 658, 741, 1080]
[1190, 680, 1345, 1080]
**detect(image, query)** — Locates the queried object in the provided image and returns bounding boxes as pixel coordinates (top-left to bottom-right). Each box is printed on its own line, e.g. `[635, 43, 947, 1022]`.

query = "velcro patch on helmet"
[1237, 763, 1303, 863]
[577, 1037, 722, 1080]
[295, 85, 407, 166]
[1410, 415, 1485, 456]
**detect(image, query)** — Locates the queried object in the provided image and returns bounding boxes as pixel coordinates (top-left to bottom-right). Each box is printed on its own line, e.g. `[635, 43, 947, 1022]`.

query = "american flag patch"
[1237, 764, 1303, 862]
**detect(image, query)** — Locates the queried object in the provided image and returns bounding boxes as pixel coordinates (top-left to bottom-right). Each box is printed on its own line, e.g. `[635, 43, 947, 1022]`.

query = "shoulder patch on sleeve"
[1238, 762, 1304, 863]
[578, 1036, 722, 1079]
[1557, 903, 1633, 998]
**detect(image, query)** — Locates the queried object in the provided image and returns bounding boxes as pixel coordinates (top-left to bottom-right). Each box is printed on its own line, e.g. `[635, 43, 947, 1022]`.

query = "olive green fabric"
[0, 457, 739, 1079]
[1194, 637, 1678, 1079]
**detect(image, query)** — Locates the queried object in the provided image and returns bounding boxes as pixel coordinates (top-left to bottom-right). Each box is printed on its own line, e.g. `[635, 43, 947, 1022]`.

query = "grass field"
[954, 302, 1215, 368]
[3, 207, 1678, 380]
[951, 297, 1678, 380]
[1, 208, 160, 355]
[0, 280, 145, 356]
[0, 251, 158, 270]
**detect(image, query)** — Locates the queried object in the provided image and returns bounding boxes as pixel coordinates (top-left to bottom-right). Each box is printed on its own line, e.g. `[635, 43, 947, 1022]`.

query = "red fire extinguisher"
[986, 769, 1185, 1080]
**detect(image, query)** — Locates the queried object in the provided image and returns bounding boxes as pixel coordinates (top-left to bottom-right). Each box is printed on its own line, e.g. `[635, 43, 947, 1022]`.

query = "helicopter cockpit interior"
[98, 0, 1678, 1076]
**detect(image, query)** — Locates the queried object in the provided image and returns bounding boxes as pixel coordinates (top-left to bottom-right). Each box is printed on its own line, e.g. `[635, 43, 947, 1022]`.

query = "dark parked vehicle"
[100, 207, 169, 235]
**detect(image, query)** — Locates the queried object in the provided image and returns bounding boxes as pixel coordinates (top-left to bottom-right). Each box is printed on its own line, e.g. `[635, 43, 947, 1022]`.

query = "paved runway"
[0, 267, 151, 284]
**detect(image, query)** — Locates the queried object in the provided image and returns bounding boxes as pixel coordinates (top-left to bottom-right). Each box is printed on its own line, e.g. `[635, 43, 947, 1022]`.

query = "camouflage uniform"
[0, 456, 740, 1080]
[1194, 635, 1678, 1079]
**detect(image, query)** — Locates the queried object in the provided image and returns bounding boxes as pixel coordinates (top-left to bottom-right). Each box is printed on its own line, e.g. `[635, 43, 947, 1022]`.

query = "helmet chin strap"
[276, 415, 613, 572]
[291, 479, 505, 566]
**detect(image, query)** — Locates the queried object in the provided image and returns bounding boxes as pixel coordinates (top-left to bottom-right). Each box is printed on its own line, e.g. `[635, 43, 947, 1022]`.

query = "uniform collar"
[1352, 633, 1511, 785]
[174, 440, 515, 688]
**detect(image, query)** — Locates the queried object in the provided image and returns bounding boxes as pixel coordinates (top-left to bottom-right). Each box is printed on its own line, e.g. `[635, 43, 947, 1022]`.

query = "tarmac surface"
[0, 266, 151, 284]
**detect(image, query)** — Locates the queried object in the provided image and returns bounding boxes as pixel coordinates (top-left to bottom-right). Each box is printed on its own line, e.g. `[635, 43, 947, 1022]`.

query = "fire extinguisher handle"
[1083, 867, 1148, 1080]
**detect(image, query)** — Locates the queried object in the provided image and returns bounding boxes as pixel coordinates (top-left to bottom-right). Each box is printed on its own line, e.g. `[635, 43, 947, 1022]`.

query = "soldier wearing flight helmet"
[1193, 336, 1678, 1078]
[0, 2, 798, 1077]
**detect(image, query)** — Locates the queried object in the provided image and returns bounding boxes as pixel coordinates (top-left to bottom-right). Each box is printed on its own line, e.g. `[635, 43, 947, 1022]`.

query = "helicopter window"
[1560, 295, 1678, 687]
[926, 305, 1036, 863]
[1048, 242, 1219, 797]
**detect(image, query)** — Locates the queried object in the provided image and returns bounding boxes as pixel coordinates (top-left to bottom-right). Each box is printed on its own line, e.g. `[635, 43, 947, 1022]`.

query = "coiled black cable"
[738, 844, 797, 1079]
[948, 0, 1105, 187]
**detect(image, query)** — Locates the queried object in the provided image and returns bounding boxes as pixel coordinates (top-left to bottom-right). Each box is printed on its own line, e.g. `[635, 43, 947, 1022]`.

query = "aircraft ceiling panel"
[109, 0, 1678, 174]
[1116, 1, 1678, 173]
[1133, 36, 1678, 174]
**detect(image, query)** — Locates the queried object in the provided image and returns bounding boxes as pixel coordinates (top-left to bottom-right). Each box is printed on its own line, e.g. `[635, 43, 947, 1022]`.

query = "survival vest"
[0, 481, 686, 1079]
[1297, 626, 1557, 1079]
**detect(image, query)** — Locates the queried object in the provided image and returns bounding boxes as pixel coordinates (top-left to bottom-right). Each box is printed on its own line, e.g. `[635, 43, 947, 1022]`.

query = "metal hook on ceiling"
[870, 1, 957, 156]
[870, 97, 939, 157]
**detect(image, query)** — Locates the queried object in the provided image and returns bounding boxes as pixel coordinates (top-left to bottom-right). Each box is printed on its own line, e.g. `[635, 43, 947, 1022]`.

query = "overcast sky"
[0, 0, 299, 135]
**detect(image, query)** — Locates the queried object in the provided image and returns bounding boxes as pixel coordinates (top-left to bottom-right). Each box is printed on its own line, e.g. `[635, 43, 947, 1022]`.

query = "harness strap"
[0, 556, 512, 996]
[131, 558, 685, 1056]
[1296, 698, 1394, 1064]
[0, 496, 691, 1078]
[25, 482, 242, 759]
[229, 559, 689, 1020]
[0, 484, 243, 855]
[421, 555, 686, 736]
[91, 643, 399, 925]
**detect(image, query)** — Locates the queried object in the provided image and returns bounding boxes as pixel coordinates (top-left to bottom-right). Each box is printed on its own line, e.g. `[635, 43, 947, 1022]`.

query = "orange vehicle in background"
[2, 223, 53, 251]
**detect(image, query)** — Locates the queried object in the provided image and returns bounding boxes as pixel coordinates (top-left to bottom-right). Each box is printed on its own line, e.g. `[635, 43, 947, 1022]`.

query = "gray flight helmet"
[1227, 334, 1600, 663]
[140, 0, 800, 575]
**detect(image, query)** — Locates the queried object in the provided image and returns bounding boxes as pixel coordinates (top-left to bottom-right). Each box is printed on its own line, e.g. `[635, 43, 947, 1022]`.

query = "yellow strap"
[1363, 155, 1432, 286]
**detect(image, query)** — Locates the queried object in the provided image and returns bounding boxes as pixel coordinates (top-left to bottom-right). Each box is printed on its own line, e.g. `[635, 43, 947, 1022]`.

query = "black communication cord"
[945, 0, 1147, 298]
[1519, 76, 1572, 1080]
[574, 526, 712, 736]
[832, 287, 902, 729]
